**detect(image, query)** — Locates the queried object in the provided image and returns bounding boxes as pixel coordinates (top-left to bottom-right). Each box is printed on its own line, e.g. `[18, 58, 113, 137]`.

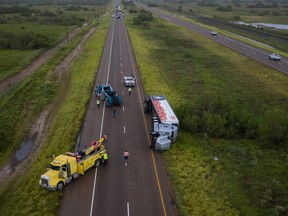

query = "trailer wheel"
[57, 182, 64, 190]
[94, 159, 101, 167]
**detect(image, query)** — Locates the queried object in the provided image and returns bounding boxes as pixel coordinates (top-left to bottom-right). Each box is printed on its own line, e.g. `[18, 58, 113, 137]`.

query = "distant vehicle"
[112, 14, 115, 18]
[116, 6, 121, 13]
[115, 15, 120, 19]
[123, 76, 135, 87]
[123, 13, 125, 17]
[211, 31, 218, 36]
[269, 53, 281, 61]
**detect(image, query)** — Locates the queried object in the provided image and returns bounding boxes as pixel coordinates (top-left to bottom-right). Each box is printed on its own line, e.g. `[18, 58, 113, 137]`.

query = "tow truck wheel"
[94, 159, 101, 167]
[101, 157, 105, 164]
[72, 173, 79, 179]
[57, 182, 64, 190]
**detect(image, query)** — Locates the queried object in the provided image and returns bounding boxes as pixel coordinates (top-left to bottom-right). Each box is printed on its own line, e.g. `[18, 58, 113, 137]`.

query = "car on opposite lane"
[211, 31, 218, 36]
[269, 53, 281, 61]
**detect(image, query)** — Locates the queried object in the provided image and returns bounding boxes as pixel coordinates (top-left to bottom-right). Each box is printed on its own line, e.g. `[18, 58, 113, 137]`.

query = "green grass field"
[0, 12, 110, 216]
[0, 1, 110, 214]
[0, 3, 106, 81]
[0, 23, 72, 42]
[0, 29, 82, 167]
[126, 13, 288, 216]
[0, 23, 73, 80]
[160, 1, 288, 24]
[0, 49, 42, 80]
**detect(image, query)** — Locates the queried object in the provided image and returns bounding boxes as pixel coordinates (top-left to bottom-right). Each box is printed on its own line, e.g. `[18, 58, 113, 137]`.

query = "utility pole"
[66, 26, 69, 43]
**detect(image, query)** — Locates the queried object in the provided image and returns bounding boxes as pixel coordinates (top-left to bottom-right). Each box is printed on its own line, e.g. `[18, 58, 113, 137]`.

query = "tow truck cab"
[39, 155, 78, 191]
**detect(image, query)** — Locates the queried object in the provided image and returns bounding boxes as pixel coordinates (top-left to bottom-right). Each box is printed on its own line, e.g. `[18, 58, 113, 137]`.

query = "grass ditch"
[0, 14, 109, 215]
[126, 14, 288, 216]
[0, 26, 86, 166]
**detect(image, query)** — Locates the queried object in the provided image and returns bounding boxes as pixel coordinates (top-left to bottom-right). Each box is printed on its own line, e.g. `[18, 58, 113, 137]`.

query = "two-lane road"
[137, 3, 288, 75]
[60, 7, 177, 216]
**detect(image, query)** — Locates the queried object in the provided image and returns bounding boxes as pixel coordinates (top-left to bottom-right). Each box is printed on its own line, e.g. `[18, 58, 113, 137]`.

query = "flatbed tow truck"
[39, 135, 107, 191]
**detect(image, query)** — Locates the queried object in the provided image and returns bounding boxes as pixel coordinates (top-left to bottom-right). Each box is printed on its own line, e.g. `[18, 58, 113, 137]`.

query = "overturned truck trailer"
[144, 95, 179, 151]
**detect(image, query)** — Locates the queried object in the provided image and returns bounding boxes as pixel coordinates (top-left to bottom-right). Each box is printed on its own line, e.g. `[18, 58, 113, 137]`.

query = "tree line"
[133, 9, 153, 28]
[176, 95, 288, 146]
[0, 0, 110, 4]
[0, 30, 49, 49]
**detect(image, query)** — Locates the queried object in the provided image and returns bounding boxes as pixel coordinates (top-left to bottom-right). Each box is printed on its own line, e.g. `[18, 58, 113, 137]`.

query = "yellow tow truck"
[39, 135, 107, 191]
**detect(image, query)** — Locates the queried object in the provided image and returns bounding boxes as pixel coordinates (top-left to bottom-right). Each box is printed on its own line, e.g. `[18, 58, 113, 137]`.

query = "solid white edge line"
[89, 168, 98, 216]
[127, 202, 130, 216]
[106, 17, 115, 84]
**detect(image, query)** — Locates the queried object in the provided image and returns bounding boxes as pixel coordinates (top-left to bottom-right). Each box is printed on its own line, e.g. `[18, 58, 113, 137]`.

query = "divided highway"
[137, 3, 288, 75]
[59, 7, 177, 216]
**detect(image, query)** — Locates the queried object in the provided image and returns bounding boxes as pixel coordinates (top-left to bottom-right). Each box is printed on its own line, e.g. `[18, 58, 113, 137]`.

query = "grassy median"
[126, 13, 288, 216]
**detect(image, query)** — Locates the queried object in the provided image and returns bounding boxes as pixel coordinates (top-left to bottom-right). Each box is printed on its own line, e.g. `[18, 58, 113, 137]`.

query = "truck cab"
[40, 155, 77, 190]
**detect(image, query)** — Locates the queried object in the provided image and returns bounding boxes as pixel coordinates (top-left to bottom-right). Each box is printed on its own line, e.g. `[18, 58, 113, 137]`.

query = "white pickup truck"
[123, 76, 135, 87]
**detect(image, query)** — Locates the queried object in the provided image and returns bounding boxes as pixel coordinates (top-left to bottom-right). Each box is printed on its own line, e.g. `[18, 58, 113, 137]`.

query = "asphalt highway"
[59, 9, 177, 216]
[137, 3, 288, 75]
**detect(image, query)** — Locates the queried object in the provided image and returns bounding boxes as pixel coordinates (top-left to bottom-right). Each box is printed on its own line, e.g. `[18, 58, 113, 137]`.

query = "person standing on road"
[123, 150, 129, 166]
[112, 106, 116, 118]
[103, 152, 108, 166]
[128, 87, 131, 95]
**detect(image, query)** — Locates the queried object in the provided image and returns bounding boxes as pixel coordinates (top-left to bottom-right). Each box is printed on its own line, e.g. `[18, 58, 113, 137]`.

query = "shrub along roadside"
[0, 30, 50, 49]
[0, 15, 109, 215]
[126, 14, 288, 215]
